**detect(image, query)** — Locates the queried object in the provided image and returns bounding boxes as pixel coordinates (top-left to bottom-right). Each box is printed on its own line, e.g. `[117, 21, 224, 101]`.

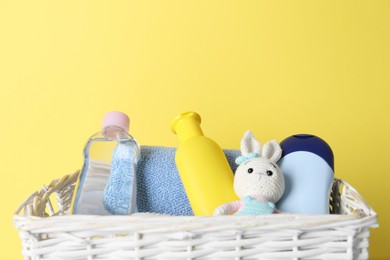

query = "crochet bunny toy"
[214, 130, 285, 216]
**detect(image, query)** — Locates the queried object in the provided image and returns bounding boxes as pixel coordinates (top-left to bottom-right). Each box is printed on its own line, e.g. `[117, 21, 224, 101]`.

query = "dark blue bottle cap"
[280, 134, 334, 170]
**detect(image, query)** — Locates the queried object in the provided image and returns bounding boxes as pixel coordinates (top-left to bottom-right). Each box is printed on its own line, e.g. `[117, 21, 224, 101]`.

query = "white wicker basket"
[14, 171, 377, 260]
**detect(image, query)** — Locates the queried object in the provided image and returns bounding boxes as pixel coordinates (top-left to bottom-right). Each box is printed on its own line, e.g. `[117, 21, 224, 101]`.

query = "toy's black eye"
[266, 170, 273, 176]
[247, 168, 253, 173]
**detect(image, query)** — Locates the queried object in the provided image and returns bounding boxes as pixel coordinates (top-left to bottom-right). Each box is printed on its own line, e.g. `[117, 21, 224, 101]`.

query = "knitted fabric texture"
[234, 158, 285, 204]
[136, 146, 240, 216]
[235, 196, 276, 215]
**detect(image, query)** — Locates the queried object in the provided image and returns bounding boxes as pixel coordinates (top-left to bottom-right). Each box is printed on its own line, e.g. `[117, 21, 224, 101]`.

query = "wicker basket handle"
[14, 171, 79, 217]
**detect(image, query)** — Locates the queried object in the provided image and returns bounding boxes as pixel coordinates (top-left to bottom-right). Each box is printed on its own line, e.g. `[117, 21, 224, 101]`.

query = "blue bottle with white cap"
[276, 134, 334, 214]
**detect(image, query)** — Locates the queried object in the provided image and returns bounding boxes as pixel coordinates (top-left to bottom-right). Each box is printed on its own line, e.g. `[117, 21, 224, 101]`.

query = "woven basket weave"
[14, 171, 377, 260]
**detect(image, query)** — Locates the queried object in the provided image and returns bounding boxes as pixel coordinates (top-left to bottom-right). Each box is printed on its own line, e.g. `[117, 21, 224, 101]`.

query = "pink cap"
[102, 111, 130, 132]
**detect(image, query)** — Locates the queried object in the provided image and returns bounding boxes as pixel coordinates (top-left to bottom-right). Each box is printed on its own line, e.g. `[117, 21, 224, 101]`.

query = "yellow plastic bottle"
[171, 111, 238, 216]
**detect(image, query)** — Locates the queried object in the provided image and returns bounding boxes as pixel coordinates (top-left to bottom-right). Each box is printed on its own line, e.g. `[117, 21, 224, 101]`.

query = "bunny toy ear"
[240, 130, 262, 156]
[262, 140, 282, 162]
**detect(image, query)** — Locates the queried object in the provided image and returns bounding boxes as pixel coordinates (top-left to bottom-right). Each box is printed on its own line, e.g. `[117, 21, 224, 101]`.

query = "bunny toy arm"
[213, 200, 243, 216]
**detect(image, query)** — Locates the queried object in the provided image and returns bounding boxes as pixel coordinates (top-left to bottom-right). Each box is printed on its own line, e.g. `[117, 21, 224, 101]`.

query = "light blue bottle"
[277, 134, 334, 214]
[72, 111, 140, 215]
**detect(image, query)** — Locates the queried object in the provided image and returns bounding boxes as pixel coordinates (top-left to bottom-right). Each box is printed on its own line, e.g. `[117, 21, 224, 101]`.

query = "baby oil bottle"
[72, 111, 140, 215]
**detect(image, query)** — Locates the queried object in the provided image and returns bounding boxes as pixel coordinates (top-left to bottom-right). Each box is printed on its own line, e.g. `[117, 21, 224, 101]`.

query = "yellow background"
[1, 1, 389, 259]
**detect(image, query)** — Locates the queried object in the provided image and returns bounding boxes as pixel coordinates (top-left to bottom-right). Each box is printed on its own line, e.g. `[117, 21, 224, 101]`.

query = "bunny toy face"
[234, 131, 285, 204]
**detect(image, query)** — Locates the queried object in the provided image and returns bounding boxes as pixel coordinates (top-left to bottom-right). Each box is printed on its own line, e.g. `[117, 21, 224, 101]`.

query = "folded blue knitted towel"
[136, 146, 240, 216]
